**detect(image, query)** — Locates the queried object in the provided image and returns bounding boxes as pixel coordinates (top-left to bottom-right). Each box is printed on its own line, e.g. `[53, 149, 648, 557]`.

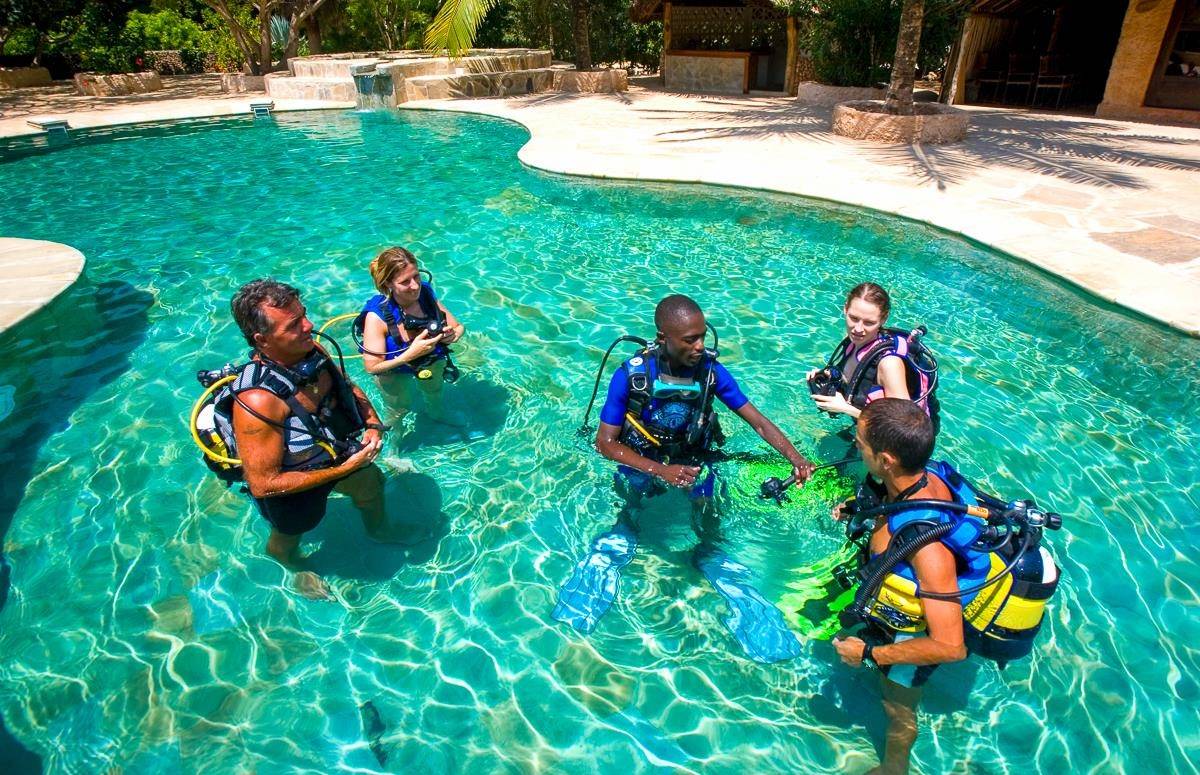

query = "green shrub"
[797, 0, 967, 88]
[124, 10, 206, 51]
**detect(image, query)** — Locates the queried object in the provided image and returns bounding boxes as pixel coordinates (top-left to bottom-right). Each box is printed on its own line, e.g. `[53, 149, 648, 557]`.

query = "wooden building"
[947, 0, 1199, 124]
[630, 0, 801, 95]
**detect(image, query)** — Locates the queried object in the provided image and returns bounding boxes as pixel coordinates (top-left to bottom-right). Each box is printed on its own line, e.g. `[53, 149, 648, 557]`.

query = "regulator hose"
[578, 335, 649, 435]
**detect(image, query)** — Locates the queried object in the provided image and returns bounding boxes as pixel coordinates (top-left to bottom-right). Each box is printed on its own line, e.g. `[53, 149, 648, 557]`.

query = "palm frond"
[424, 0, 498, 56]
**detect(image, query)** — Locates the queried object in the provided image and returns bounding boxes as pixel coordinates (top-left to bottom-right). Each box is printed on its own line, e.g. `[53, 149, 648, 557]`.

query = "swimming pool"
[0, 109, 1197, 773]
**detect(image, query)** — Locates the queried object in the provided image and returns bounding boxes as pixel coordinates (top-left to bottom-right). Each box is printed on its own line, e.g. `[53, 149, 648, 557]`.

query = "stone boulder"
[73, 71, 163, 97]
[0, 67, 52, 89]
[219, 73, 266, 93]
[831, 100, 968, 144]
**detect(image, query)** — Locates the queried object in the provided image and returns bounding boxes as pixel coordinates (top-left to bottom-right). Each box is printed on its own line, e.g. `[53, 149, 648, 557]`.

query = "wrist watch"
[365, 422, 391, 433]
[861, 642, 878, 669]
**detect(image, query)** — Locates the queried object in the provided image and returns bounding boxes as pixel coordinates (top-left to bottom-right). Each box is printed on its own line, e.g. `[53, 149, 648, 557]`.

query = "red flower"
[136, 57, 143, 66]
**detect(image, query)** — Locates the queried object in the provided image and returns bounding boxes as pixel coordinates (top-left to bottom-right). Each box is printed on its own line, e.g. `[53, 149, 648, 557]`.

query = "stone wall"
[0, 67, 52, 89]
[265, 71, 356, 101]
[1098, 0, 1196, 122]
[552, 69, 629, 93]
[663, 53, 746, 94]
[404, 69, 555, 101]
[73, 71, 162, 96]
[219, 73, 265, 93]
[795, 81, 885, 106]
[832, 100, 969, 144]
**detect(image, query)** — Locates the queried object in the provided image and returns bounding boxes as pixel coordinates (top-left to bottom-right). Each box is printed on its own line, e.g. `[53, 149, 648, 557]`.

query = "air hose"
[578, 335, 649, 434]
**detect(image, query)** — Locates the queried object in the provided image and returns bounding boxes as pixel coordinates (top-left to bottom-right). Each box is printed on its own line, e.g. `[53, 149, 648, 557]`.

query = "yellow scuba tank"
[837, 465, 1064, 669]
[962, 544, 1060, 666]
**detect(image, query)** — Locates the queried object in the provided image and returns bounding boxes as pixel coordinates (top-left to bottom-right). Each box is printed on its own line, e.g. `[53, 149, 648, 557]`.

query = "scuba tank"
[831, 464, 1063, 668]
[189, 332, 365, 487]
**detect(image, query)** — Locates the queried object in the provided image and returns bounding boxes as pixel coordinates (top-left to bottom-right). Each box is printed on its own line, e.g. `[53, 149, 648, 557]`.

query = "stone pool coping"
[2, 84, 1198, 336]
[0, 239, 85, 331]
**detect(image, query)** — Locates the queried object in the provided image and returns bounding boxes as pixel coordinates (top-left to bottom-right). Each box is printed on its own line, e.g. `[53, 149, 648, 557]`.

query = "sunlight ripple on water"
[0, 110, 1197, 773]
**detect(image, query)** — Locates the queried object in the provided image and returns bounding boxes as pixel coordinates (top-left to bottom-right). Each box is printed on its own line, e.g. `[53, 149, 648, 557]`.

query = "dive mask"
[652, 379, 702, 400]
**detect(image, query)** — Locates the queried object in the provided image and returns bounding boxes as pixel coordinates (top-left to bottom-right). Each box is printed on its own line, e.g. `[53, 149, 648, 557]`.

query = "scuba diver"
[553, 295, 816, 664]
[808, 282, 940, 435]
[198, 279, 392, 601]
[358, 246, 465, 430]
[829, 399, 1061, 774]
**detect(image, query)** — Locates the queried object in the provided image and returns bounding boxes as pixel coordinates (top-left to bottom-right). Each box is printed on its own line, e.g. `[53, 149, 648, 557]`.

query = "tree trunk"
[306, 15, 322, 54]
[570, 0, 592, 71]
[259, 8, 273, 73]
[884, 0, 923, 115]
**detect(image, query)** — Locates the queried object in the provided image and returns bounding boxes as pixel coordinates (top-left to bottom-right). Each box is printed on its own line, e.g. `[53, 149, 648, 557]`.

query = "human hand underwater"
[659, 464, 701, 489]
[832, 636, 867, 667]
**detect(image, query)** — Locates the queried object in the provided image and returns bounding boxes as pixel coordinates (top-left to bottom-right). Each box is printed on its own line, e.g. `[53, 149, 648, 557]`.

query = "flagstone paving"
[2, 77, 1198, 335]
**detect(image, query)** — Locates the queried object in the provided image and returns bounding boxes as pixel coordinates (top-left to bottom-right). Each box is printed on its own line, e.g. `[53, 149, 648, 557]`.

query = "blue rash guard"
[599, 355, 749, 499]
[360, 283, 449, 375]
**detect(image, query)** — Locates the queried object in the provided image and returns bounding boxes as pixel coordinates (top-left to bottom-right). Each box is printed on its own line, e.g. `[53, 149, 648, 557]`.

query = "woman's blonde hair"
[369, 246, 418, 293]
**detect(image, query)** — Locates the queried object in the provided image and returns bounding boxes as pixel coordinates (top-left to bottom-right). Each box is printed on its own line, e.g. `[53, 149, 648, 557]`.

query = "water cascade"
[353, 67, 394, 110]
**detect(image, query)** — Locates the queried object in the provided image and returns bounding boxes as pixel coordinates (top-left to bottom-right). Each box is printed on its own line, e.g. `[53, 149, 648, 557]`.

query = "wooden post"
[785, 16, 799, 96]
[664, 2, 672, 53]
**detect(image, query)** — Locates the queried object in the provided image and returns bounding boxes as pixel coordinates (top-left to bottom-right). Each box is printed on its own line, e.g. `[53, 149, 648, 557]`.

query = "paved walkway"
[0, 239, 84, 330]
[0, 74, 350, 136]
[411, 90, 1200, 335]
[2, 78, 1198, 335]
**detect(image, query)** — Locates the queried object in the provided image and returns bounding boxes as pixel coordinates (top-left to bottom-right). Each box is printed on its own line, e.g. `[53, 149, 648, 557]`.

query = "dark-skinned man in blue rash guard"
[552, 294, 815, 663]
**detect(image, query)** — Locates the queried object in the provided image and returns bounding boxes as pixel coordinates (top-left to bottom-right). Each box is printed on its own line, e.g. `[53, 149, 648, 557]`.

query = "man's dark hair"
[231, 278, 300, 346]
[861, 398, 934, 474]
[655, 294, 704, 331]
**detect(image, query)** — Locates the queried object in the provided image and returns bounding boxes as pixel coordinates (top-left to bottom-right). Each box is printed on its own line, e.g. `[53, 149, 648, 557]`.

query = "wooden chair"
[1034, 54, 1074, 108]
[1003, 71, 1035, 104]
[971, 51, 1005, 103]
[1034, 74, 1073, 108]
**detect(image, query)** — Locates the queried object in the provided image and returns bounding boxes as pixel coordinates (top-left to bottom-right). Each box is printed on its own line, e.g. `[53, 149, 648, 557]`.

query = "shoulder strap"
[624, 349, 653, 419]
[378, 297, 405, 348]
[232, 361, 295, 401]
[828, 337, 851, 370]
[844, 334, 896, 402]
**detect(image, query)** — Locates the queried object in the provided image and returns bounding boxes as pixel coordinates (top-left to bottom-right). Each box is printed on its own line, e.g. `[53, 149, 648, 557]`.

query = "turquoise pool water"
[0, 110, 1197, 773]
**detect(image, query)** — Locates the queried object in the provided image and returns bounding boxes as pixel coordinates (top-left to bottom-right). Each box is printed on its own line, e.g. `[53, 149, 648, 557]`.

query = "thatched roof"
[972, 0, 1063, 13]
[630, 0, 785, 24]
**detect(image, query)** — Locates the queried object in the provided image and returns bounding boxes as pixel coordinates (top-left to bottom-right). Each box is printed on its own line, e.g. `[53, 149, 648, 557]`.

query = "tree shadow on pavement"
[859, 111, 1200, 190]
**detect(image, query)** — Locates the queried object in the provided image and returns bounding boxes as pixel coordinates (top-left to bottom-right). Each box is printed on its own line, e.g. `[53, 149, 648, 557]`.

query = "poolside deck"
[2, 76, 1198, 335]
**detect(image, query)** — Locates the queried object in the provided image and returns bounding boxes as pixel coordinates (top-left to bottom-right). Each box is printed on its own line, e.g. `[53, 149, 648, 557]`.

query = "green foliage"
[332, 0, 437, 51]
[124, 9, 205, 50]
[477, 0, 661, 68]
[199, 6, 248, 72]
[798, 0, 967, 87]
[425, 0, 498, 55]
[70, 1, 141, 73]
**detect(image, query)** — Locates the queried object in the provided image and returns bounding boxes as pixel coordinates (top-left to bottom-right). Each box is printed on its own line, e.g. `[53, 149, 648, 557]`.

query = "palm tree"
[423, 0, 497, 55]
[425, 0, 593, 70]
[884, 0, 923, 115]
